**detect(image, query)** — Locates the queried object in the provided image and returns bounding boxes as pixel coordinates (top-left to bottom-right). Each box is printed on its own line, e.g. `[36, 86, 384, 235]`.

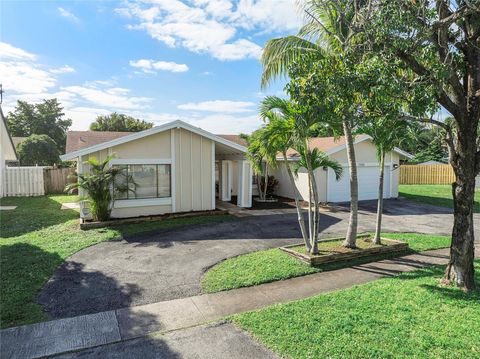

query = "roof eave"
[60, 120, 246, 161]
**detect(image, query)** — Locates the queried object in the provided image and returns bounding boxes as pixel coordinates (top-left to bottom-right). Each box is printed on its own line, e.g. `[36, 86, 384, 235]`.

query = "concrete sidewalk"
[1, 248, 466, 359]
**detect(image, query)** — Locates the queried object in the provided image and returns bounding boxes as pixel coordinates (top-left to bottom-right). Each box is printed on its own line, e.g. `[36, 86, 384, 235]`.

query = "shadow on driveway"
[38, 212, 341, 319]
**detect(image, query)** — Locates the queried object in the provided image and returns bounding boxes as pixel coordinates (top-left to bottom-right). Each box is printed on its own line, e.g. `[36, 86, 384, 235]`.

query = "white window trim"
[114, 197, 172, 208]
[109, 158, 172, 165]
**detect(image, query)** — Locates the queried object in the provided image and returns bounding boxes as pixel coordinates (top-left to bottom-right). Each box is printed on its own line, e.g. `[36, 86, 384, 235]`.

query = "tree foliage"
[65, 156, 133, 222]
[89, 113, 153, 132]
[16, 134, 60, 166]
[7, 99, 72, 152]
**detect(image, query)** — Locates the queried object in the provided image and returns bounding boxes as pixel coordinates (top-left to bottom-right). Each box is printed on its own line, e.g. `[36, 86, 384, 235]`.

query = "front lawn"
[399, 184, 480, 213]
[0, 195, 235, 329]
[201, 233, 451, 293]
[233, 261, 480, 359]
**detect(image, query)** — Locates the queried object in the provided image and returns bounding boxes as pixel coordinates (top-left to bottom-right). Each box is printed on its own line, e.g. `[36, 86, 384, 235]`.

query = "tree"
[260, 96, 343, 254]
[90, 113, 153, 132]
[16, 134, 60, 166]
[240, 131, 271, 201]
[261, 0, 365, 248]
[65, 156, 132, 221]
[403, 124, 448, 163]
[348, 0, 480, 290]
[7, 99, 72, 152]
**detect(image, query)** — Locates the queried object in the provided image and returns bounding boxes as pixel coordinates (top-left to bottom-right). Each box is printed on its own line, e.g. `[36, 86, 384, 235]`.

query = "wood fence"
[43, 167, 76, 194]
[2, 166, 45, 196]
[400, 164, 455, 185]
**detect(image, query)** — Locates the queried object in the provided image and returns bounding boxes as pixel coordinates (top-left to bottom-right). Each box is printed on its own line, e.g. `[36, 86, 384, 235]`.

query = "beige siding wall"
[330, 140, 378, 164]
[111, 131, 171, 159]
[79, 128, 215, 218]
[390, 152, 400, 197]
[111, 205, 172, 218]
[173, 128, 214, 212]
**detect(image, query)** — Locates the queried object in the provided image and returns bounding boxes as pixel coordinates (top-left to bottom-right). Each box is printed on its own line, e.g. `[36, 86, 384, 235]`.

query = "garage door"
[327, 165, 391, 202]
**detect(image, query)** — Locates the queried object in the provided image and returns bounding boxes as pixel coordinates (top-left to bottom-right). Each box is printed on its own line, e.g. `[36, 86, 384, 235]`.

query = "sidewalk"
[1, 248, 459, 359]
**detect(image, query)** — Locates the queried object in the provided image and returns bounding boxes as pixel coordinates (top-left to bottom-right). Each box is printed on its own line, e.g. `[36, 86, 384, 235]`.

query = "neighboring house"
[0, 106, 18, 197]
[61, 120, 253, 219]
[271, 135, 413, 203]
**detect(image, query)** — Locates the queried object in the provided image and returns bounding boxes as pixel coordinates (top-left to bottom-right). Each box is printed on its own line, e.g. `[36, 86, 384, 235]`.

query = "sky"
[0, 0, 303, 134]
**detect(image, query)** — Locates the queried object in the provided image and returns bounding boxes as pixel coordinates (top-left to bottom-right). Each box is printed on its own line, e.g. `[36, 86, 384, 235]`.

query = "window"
[113, 164, 171, 200]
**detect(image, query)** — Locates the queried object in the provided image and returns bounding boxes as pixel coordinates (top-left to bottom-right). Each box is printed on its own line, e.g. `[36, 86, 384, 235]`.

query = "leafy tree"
[345, 0, 480, 290]
[260, 96, 343, 254]
[16, 134, 60, 166]
[403, 124, 448, 163]
[90, 113, 153, 132]
[65, 156, 132, 221]
[7, 99, 71, 152]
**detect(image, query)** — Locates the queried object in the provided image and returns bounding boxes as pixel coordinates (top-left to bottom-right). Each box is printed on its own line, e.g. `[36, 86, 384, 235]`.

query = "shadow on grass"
[0, 196, 79, 238]
[419, 283, 480, 301]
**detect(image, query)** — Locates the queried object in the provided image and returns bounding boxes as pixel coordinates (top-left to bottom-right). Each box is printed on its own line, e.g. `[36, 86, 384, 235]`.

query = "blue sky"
[1, 0, 302, 133]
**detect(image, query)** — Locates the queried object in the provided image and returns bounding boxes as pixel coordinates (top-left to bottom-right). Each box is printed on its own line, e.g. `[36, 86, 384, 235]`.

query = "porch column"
[237, 160, 252, 208]
[221, 160, 232, 201]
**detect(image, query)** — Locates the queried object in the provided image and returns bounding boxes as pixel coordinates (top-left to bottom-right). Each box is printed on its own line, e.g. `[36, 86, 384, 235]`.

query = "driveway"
[38, 198, 478, 319]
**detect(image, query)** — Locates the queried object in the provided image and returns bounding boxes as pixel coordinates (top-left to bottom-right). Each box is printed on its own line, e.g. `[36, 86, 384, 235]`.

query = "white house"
[61, 120, 253, 219]
[0, 106, 18, 197]
[271, 135, 413, 203]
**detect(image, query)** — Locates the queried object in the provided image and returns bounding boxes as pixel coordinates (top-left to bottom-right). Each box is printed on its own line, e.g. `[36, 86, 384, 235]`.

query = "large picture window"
[113, 164, 171, 200]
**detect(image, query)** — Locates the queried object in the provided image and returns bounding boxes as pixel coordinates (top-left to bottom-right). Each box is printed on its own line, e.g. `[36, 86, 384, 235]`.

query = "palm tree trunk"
[374, 151, 385, 245]
[309, 168, 321, 255]
[256, 174, 263, 200]
[307, 171, 313, 242]
[342, 120, 358, 248]
[283, 152, 311, 252]
[263, 164, 269, 199]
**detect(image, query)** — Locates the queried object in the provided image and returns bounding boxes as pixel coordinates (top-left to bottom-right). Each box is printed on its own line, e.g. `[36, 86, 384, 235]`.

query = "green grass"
[201, 233, 452, 293]
[399, 184, 480, 213]
[0, 195, 235, 328]
[233, 261, 480, 359]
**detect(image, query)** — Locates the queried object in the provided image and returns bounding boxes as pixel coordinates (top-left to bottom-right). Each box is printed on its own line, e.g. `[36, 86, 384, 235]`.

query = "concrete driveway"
[38, 198, 478, 319]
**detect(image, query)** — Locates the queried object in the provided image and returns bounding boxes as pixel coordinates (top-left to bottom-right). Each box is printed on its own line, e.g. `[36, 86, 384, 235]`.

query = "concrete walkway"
[2, 247, 472, 359]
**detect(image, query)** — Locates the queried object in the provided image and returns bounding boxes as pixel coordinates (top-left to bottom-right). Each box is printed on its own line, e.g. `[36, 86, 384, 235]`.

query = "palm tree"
[260, 0, 362, 248]
[241, 130, 269, 201]
[260, 96, 342, 254]
[359, 118, 409, 244]
[66, 155, 132, 221]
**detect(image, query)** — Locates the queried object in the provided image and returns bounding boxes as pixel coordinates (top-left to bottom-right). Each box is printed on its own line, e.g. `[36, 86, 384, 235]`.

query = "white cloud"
[0, 42, 36, 60]
[61, 84, 151, 110]
[50, 65, 76, 74]
[0, 61, 56, 93]
[129, 59, 189, 73]
[58, 7, 80, 23]
[178, 100, 256, 113]
[116, 0, 279, 61]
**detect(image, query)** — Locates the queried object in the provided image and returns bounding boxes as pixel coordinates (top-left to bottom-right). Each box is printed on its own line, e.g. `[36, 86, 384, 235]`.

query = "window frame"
[110, 159, 172, 202]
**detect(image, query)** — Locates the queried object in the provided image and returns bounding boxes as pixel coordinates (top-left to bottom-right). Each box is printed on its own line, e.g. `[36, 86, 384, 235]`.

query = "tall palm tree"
[359, 118, 409, 244]
[260, 96, 342, 254]
[260, 0, 362, 248]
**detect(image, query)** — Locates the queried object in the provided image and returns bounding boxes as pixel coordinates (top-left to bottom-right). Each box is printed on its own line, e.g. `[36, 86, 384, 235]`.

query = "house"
[62, 121, 413, 219]
[271, 135, 412, 203]
[0, 106, 18, 197]
[60, 120, 253, 219]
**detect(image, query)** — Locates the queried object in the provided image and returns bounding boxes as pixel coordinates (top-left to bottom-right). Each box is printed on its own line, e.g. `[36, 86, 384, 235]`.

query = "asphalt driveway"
[38, 198, 478, 319]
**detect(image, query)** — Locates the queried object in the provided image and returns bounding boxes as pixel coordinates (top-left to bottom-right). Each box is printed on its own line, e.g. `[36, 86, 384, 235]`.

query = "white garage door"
[327, 165, 391, 202]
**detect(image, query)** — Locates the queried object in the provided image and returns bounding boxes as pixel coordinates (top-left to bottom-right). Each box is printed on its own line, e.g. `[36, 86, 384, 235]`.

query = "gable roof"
[60, 120, 247, 161]
[66, 131, 131, 153]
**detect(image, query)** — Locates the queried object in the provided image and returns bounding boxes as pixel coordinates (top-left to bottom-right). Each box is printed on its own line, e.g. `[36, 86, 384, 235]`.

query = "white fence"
[2, 166, 45, 197]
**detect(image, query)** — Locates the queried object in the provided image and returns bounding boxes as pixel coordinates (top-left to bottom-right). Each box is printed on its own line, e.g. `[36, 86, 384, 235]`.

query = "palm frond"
[261, 36, 322, 89]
